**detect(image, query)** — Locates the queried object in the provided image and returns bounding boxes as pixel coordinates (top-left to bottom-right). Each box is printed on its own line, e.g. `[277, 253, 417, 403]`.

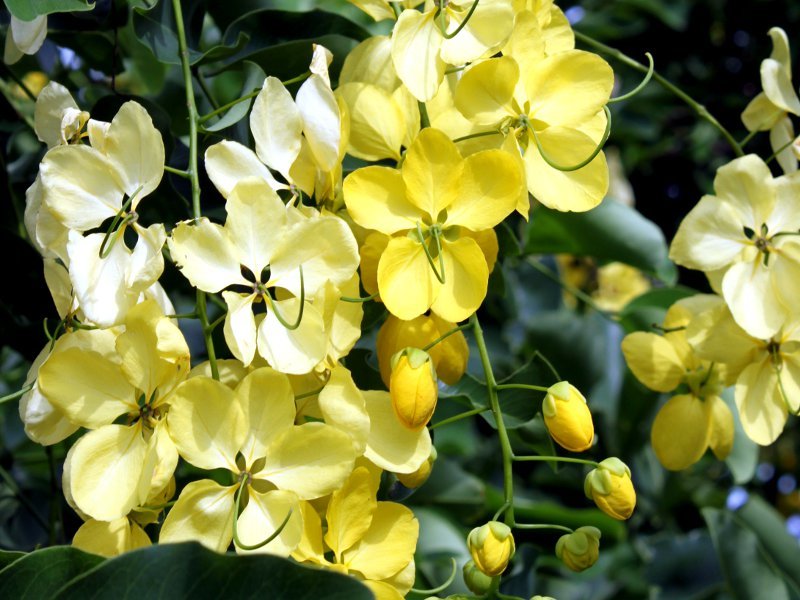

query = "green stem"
[574, 30, 744, 157]
[513, 455, 600, 468]
[167, 311, 199, 320]
[429, 405, 487, 430]
[164, 165, 191, 179]
[471, 313, 515, 526]
[295, 386, 325, 401]
[419, 101, 431, 128]
[452, 130, 502, 144]
[410, 558, 457, 594]
[526, 258, 617, 322]
[197, 290, 219, 380]
[193, 68, 219, 109]
[514, 523, 573, 533]
[198, 89, 259, 123]
[495, 383, 549, 393]
[231, 483, 293, 551]
[422, 323, 471, 352]
[738, 129, 759, 148]
[46, 446, 62, 544]
[438, 0, 480, 39]
[417, 224, 446, 284]
[263, 266, 305, 330]
[766, 136, 797, 164]
[340, 292, 379, 303]
[607, 52, 654, 104]
[0, 383, 33, 405]
[531, 350, 561, 382]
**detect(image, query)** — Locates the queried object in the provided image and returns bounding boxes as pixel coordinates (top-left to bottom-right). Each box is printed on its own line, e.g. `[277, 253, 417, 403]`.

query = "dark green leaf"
[0, 546, 103, 599]
[525, 200, 677, 284]
[202, 61, 265, 132]
[4, 0, 93, 21]
[702, 507, 789, 600]
[55, 542, 374, 599]
[0, 550, 25, 569]
[617, 286, 697, 333]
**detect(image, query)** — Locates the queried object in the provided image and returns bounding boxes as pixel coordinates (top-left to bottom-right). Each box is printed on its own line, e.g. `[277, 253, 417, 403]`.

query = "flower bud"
[555, 526, 601, 572]
[390, 347, 438, 431]
[542, 381, 594, 452]
[396, 446, 437, 489]
[467, 521, 515, 577]
[462, 559, 495, 595]
[584, 457, 636, 520]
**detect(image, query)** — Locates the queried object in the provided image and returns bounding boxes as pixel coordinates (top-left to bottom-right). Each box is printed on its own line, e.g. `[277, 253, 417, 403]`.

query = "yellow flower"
[669, 154, 800, 339]
[557, 257, 650, 312]
[344, 127, 523, 321]
[293, 466, 419, 598]
[37, 300, 189, 521]
[555, 526, 600, 572]
[376, 313, 468, 387]
[160, 368, 357, 554]
[542, 381, 594, 452]
[741, 28, 800, 174]
[390, 348, 438, 431]
[621, 298, 733, 470]
[396, 446, 437, 489]
[454, 48, 613, 213]
[467, 521, 515, 577]
[584, 458, 636, 520]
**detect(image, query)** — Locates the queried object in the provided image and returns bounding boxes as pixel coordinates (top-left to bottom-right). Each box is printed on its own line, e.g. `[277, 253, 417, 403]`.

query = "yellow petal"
[379, 236, 438, 320]
[440, 0, 514, 64]
[159, 479, 236, 552]
[343, 502, 419, 581]
[721, 259, 788, 340]
[251, 77, 303, 176]
[363, 390, 432, 474]
[708, 395, 735, 460]
[296, 74, 341, 172]
[431, 313, 469, 385]
[222, 292, 258, 366]
[166, 377, 246, 471]
[431, 237, 488, 323]
[651, 394, 711, 470]
[236, 367, 296, 467]
[318, 366, 370, 454]
[325, 466, 378, 558]
[235, 489, 302, 556]
[68, 424, 150, 521]
[337, 83, 405, 161]
[340, 35, 398, 90]
[260, 422, 357, 499]
[205, 140, 286, 196]
[376, 315, 439, 386]
[621, 332, 685, 393]
[359, 232, 390, 298]
[446, 148, 521, 230]
[741, 92, 784, 132]
[292, 500, 326, 564]
[735, 359, 788, 445]
[73, 517, 151, 558]
[344, 166, 420, 234]
[454, 57, 519, 126]
[257, 298, 327, 375]
[391, 9, 445, 101]
[168, 219, 248, 292]
[402, 128, 463, 218]
[523, 127, 608, 212]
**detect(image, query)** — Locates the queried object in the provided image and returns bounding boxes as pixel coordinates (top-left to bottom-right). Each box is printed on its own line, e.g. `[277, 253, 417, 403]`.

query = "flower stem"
[513, 455, 600, 468]
[422, 323, 471, 352]
[513, 523, 573, 533]
[471, 313, 515, 526]
[574, 30, 744, 157]
[429, 405, 487, 430]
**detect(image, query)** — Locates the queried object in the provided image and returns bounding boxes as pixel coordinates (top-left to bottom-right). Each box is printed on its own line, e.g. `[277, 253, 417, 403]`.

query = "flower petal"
[378, 237, 437, 320]
[318, 365, 370, 454]
[431, 237, 488, 322]
[650, 394, 710, 470]
[620, 332, 685, 393]
[402, 128, 463, 218]
[251, 77, 303, 176]
[235, 489, 302, 556]
[222, 292, 258, 367]
[344, 166, 420, 235]
[159, 479, 236, 552]
[363, 390, 432, 474]
[205, 140, 286, 196]
[454, 56, 519, 126]
[296, 74, 341, 172]
[258, 298, 327, 375]
[325, 466, 378, 559]
[391, 8, 445, 101]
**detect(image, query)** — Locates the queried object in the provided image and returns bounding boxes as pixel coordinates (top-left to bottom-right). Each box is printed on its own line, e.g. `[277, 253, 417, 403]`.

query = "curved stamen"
[608, 53, 654, 104]
[263, 265, 305, 330]
[231, 483, 295, 551]
[410, 557, 458, 594]
[526, 105, 612, 172]
[416, 223, 446, 284]
[438, 0, 480, 40]
[98, 185, 144, 259]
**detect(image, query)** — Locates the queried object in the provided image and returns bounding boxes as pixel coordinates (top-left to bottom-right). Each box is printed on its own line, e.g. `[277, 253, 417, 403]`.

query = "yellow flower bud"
[467, 521, 515, 577]
[390, 347, 438, 431]
[542, 381, 594, 452]
[462, 559, 495, 594]
[555, 526, 601, 572]
[584, 457, 636, 520]
[396, 446, 437, 489]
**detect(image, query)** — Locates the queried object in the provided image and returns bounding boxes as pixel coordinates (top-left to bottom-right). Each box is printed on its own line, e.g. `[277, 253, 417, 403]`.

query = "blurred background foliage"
[0, 0, 799, 598]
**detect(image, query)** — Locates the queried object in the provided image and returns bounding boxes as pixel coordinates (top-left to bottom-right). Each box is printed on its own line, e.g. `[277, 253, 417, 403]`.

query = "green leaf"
[202, 61, 265, 132]
[132, 1, 249, 66]
[3, 0, 93, 21]
[617, 286, 697, 333]
[721, 388, 758, 485]
[524, 200, 677, 284]
[0, 546, 103, 599]
[702, 507, 790, 600]
[0, 550, 25, 569]
[55, 542, 374, 599]
[736, 496, 800, 594]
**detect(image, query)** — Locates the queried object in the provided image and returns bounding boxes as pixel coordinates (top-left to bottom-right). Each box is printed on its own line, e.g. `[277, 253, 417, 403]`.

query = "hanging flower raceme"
[36, 300, 189, 521]
[669, 154, 800, 340]
[293, 465, 419, 599]
[160, 368, 357, 554]
[168, 178, 359, 374]
[621, 298, 733, 470]
[344, 127, 523, 322]
[35, 99, 168, 327]
[454, 44, 614, 213]
[205, 45, 346, 207]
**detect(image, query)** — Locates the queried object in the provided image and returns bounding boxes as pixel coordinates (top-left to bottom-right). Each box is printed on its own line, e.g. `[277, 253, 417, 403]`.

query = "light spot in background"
[756, 462, 775, 482]
[666, 184, 680, 199]
[57, 46, 82, 70]
[565, 6, 585, 24]
[777, 474, 797, 495]
[787, 515, 800, 541]
[725, 57, 742, 74]
[726, 486, 749, 511]
[733, 30, 750, 48]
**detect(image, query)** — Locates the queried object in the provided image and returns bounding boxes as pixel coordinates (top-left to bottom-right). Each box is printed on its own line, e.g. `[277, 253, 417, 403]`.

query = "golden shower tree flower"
[344, 127, 522, 322]
[454, 50, 613, 213]
[36, 301, 189, 521]
[621, 298, 733, 470]
[293, 465, 419, 599]
[168, 178, 359, 374]
[669, 154, 800, 340]
[160, 368, 357, 554]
